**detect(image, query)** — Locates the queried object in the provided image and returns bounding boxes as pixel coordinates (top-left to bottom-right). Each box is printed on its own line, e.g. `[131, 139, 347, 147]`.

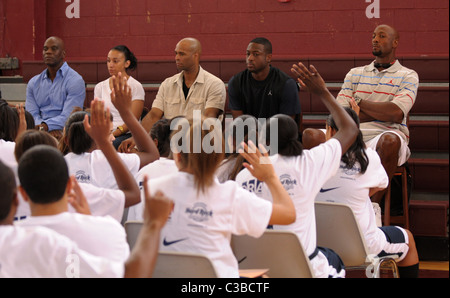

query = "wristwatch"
[354, 96, 363, 105]
[117, 126, 125, 134]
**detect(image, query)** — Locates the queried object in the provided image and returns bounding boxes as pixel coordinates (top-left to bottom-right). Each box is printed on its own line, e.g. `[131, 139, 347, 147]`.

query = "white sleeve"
[230, 185, 272, 238]
[130, 79, 145, 102]
[303, 138, 342, 190]
[118, 153, 141, 178]
[73, 184, 126, 222]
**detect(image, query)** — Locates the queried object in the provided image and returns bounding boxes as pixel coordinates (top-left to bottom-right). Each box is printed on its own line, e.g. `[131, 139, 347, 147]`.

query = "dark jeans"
[113, 133, 132, 150]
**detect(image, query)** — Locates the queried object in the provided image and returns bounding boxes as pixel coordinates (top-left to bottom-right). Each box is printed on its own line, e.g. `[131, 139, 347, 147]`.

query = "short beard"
[372, 50, 382, 57]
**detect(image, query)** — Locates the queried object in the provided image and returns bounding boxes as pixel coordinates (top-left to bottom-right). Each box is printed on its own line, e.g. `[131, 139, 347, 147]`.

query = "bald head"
[177, 38, 202, 56]
[375, 24, 399, 41]
[45, 36, 66, 51]
[175, 38, 202, 72]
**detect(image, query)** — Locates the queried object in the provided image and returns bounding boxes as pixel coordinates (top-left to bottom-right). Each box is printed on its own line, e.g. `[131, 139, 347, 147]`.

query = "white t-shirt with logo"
[127, 158, 178, 221]
[315, 148, 389, 255]
[65, 150, 140, 189]
[235, 138, 342, 278]
[0, 225, 123, 278]
[147, 171, 273, 278]
[17, 212, 130, 263]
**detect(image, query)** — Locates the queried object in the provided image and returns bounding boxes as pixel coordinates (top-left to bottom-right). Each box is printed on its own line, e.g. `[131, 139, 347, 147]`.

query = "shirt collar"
[174, 66, 205, 86]
[366, 60, 402, 73]
[43, 61, 69, 79]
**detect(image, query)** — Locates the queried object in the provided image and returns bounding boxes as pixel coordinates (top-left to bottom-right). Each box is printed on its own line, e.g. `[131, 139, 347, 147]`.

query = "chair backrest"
[314, 201, 369, 267]
[124, 220, 143, 250]
[231, 230, 315, 278]
[124, 221, 218, 278]
[153, 251, 218, 278]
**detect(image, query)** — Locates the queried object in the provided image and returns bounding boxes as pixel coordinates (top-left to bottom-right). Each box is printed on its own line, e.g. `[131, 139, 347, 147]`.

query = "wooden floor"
[419, 261, 449, 271]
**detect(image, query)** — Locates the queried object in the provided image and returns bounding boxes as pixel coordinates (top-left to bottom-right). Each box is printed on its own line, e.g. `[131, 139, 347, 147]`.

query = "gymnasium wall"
[0, 0, 448, 77]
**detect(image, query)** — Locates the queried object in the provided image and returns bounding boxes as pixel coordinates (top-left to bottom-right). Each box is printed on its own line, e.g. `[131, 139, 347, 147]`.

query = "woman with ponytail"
[316, 107, 420, 278]
[95, 45, 145, 149]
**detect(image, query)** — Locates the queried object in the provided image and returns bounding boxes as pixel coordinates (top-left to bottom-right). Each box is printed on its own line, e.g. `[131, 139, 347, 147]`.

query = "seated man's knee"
[302, 128, 326, 149]
[376, 133, 401, 154]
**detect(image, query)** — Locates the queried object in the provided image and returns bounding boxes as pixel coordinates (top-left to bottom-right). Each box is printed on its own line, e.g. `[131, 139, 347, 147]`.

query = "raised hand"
[83, 98, 112, 146]
[15, 103, 27, 139]
[291, 62, 327, 95]
[110, 72, 132, 114]
[238, 141, 276, 183]
[68, 176, 91, 215]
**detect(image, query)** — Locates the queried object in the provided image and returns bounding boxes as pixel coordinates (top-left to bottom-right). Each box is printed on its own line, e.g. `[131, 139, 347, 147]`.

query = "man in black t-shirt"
[228, 37, 302, 137]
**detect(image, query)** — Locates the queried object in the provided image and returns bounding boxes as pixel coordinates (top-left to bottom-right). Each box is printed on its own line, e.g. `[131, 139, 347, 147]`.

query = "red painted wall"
[1, 0, 449, 74]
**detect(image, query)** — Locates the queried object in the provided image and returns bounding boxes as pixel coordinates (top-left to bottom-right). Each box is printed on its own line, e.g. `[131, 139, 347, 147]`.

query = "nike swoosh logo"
[163, 237, 188, 246]
[320, 187, 340, 193]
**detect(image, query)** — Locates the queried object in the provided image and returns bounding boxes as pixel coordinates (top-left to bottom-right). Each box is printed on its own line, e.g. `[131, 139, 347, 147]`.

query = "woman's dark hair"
[0, 160, 17, 221]
[265, 114, 303, 157]
[150, 118, 171, 157]
[223, 115, 258, 180]
[64, 111, 94, 155]
[0, 99, 19, 142]
[327, 107, 369, 174]
[112, 45, 137, 71]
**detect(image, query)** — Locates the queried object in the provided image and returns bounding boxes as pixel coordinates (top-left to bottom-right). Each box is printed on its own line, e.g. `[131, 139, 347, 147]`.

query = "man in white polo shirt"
[302, 24, 419, 204]
[119, 37, 226, 153]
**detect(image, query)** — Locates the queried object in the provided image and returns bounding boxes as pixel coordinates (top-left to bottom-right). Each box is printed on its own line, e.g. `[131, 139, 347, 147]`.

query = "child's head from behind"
[18, 145, 69, 204]
[172, 116, 225, 194]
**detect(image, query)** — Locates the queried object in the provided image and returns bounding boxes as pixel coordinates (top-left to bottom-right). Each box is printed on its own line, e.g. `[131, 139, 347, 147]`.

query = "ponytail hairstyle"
[112, 45, 138, 71]
[0, 99, 19, 142]
[64, 111, 94, 155]
[265, 114, 303, 157]
[327, 107, 369, 174]
[150, 118, 171, 158]
[174, 116, 225, 194]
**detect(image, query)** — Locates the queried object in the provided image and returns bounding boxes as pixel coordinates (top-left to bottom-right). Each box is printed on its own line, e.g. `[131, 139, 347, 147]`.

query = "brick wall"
[1, 0, 448, 70]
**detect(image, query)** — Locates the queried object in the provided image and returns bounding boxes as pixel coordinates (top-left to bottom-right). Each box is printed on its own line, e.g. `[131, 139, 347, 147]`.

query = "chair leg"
[383, 184, 391, 226]
[373, 258, 400, 278]
[383, 166, 410, 229]
[401, 167, 410, 230]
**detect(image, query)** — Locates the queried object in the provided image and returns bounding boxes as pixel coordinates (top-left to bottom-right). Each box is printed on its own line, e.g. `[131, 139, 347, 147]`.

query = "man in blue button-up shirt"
[26, 36, 85, 139]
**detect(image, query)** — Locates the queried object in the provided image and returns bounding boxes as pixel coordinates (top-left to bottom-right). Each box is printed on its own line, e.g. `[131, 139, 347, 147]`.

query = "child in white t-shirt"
[16, 101, 136, 263]
[146, 116, 296, 278]
[315, 107, 420, 278]
[128, 118, 178, 221]
[0, 158, 172, 278]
